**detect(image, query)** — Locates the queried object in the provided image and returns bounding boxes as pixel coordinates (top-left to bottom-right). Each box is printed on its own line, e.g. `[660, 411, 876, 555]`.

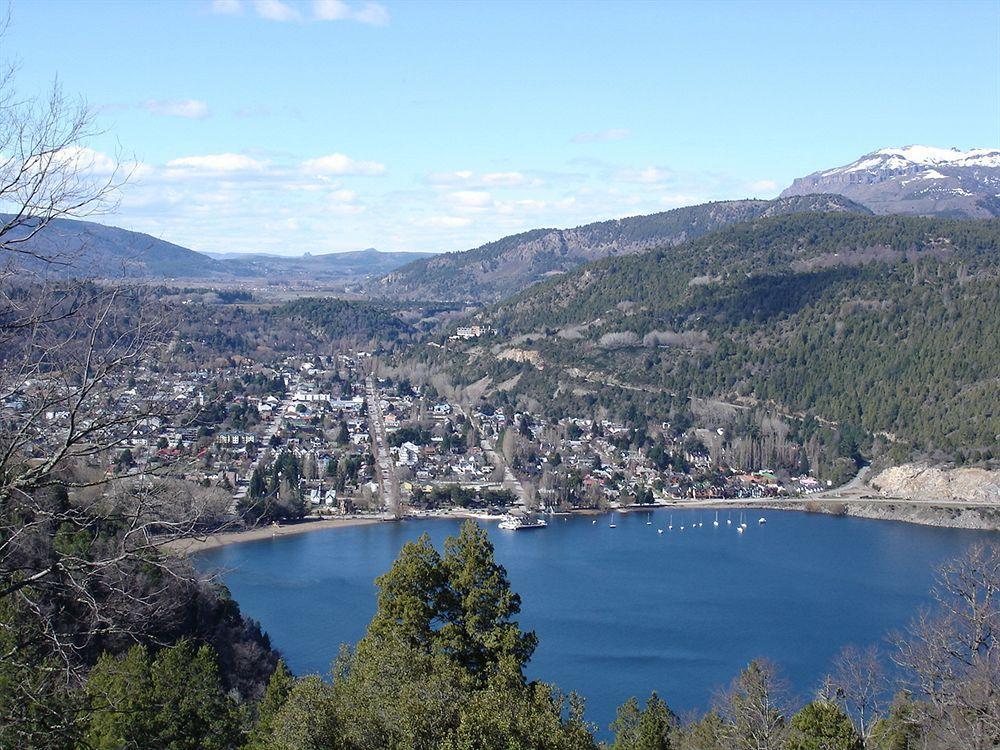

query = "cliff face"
[870, 464, 1000, 504]
[781, 146, 1000, 218]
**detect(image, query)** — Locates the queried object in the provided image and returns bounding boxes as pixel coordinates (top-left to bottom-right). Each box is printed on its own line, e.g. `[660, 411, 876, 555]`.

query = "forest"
[410, 213, 1000, 471]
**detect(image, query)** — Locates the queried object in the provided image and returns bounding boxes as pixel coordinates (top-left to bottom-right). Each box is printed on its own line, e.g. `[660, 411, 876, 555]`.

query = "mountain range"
[781, 145, 1000, 218]
[6, 145, 999, 305]
[371, 194, 868, 302]
[1, 215, 431, 284]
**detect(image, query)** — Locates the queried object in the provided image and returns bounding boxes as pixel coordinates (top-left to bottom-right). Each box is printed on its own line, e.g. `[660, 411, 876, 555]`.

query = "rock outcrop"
[870, 464, 1000, 504]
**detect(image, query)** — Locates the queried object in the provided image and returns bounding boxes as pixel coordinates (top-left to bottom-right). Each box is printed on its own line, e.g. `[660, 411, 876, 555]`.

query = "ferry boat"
[498, 515, 548, 531]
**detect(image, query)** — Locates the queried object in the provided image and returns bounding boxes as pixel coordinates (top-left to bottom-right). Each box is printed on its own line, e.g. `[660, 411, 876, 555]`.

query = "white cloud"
[253, 0, 301, 21]
[313, 0, 351, 19]
[54, 146, 123, 176]
[352, 2, 389, 25]
[144, 99, 210, 119]
[448, 190, 492, 208]
[166, 153, 266, 172]
[482, 172, 541, 187]
[210, 0, 243, 14]
[616, 166, 670, 184]
[301, 153, 386, 176]
[749, 179, 778, 194]
[428, 170, 540, 188]
[415, 216, 473, 228]
[572, 128, 631, 144]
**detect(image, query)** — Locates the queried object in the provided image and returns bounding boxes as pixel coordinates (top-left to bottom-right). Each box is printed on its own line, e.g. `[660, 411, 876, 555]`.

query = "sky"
[3, 0, 998, 256]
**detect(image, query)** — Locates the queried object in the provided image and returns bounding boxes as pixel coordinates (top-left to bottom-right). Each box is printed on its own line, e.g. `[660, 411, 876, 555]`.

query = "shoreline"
[167, 516, 385, 556]
[171, 492, 999, 557]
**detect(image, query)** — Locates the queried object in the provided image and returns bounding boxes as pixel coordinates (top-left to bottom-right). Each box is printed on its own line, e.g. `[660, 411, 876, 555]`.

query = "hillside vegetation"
[273, 297, 413, 342]
[420, 213, 1000, 465]
[373, 195, 868, 302]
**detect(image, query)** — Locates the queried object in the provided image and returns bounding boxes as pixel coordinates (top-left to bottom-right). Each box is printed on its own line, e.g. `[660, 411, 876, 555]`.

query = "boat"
[726, 513, 732, 526]
[758, 517, 767, 525]
[668, 515, 673, 531]
[498, 515, 547, 531]
[740, 512, 748, 529]
[737, 525, 744, 534]
[609, 514, 617, 528]
[713, 511, 719, 527]
[657, 528, 664, 534]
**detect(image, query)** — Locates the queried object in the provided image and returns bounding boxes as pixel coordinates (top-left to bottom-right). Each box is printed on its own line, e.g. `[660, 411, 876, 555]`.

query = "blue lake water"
[197, 510, 995, 732]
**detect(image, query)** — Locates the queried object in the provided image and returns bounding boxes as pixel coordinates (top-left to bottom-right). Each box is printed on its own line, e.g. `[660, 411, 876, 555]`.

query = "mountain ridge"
[372, 194, 869, 303]
[782, 145, 1000, 218]
[0, 215, 432, 282]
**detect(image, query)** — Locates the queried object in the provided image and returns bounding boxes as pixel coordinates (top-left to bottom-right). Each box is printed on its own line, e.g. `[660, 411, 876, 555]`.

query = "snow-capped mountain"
[781, 146, 1000, 218]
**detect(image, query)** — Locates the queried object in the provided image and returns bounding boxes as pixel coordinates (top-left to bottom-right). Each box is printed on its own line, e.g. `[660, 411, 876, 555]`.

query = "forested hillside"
[273, 297, 413, 342]
[373, 195, 868, 302]
[415, 213, 1000, 466]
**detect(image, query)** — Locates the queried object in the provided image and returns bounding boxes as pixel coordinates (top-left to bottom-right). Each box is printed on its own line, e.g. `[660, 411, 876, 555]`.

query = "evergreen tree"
[84, 641, 243, 750]
[611, 693, 676, 750]
[786, 701, 862, 750]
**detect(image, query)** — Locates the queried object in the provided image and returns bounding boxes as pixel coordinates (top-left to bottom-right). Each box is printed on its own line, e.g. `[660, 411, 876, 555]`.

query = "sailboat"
[758, 516, 767, 525]
[726, 513, 732, 526]
[657, 528, 664, 534]
[609, 513, 617, 528]
[646, 513, 652, 526]
[668, 515, 673, 531]
[740, 512, 748, 529]
[713, 511, 719, 527]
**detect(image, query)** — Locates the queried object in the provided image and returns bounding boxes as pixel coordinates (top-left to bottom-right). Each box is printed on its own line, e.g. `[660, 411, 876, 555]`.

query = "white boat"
[498, 515, 547, 531]
[713, 512, 719, 527]
[609, 514, 617, 528]
[758, 517, 767, 525]
[657, 528, 664, 534]
[726, 513, 732, 526]
[737, 525, 744, 534]
[668, 515, 673, 531]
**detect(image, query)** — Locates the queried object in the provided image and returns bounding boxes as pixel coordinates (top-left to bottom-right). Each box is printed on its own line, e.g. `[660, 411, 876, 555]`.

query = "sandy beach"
[168, 516, 385, 556]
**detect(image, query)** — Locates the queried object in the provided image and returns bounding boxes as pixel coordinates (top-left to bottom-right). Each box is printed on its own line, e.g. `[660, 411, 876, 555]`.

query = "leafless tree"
[819, 644, 887, 742]
[891, 542, 1000, 750]
[0, 8, 229, 731]
[714, 658, 791, 750]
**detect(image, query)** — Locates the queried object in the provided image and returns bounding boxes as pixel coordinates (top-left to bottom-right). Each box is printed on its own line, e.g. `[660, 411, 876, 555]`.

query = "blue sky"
[4, 0, 998, 255]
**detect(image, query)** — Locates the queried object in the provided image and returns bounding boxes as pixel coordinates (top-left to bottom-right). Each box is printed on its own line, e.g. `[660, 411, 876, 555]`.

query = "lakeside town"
[12, 344, 840, 539]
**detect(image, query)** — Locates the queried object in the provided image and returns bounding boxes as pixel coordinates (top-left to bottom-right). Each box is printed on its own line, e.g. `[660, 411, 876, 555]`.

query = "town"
[10, 345, 832, 532]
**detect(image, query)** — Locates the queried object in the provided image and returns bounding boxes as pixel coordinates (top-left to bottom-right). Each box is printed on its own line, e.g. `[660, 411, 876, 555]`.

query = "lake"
[197, 510, 995, 732]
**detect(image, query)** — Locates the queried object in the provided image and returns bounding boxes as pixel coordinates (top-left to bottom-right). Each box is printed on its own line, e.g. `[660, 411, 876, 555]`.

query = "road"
[482, 439, 527, 509]
[365, 375, 401, 518]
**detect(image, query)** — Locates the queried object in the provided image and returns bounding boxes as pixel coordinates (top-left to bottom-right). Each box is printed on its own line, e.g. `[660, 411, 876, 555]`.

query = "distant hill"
[214, 248, 435, 282]
[372, 194, 868, 303]
[0, 215, 433, 283]
[430, 213, 1000, 461]
[781, 145, 1000, 218]
[1, 215, 227, 279]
